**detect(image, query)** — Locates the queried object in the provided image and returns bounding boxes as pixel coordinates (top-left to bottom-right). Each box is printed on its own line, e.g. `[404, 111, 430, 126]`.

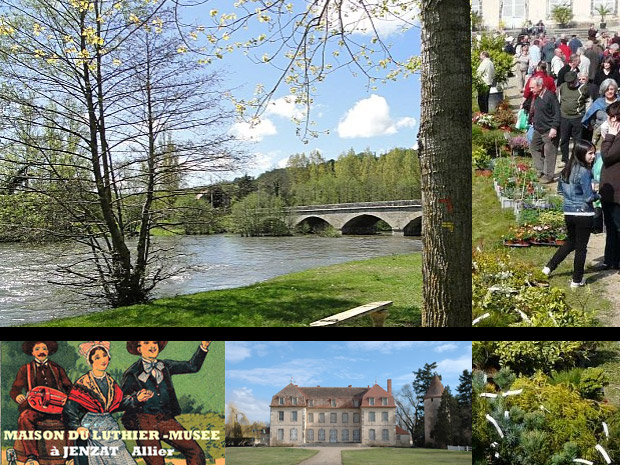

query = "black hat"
[127, 341, 168, 355]
[22, 341, 58, 356]
[564, 71, 578, 84]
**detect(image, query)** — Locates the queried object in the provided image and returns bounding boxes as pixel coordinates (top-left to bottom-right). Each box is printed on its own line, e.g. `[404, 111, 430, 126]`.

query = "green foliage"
[473, 341, 598, 375]
[472, 33, 514, 91]
[473, 146, 492, 170]
[473, 369, 616, 465]
[230, 192, 293, 236]
[172, 195, 224, 235]
[551, 5, 573, 26]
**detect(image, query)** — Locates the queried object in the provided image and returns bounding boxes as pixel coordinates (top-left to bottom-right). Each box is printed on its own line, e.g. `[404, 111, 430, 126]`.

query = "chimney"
[348, 385, 352, 388]
[387, 379, 392, 394]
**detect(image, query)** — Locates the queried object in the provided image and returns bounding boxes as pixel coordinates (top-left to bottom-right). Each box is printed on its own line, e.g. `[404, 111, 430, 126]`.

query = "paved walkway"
[504, 72, 620, 322]
[298, 447, 371, 465]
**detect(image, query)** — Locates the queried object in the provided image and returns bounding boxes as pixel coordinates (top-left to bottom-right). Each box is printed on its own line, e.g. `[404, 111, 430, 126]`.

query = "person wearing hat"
[121, 342, 211, 465]
[558, 70, 589, 163]
[10, 342, 73, 465]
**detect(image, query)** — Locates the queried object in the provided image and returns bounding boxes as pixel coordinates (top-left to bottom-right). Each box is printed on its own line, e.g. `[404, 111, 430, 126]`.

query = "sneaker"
[542, 266, 551, 276]
[570, 279, 586, 288]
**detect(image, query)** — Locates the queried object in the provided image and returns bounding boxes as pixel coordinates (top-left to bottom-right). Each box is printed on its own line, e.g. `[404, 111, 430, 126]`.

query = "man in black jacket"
[121, 341, 211, 465]
[529, 76, 561, 183]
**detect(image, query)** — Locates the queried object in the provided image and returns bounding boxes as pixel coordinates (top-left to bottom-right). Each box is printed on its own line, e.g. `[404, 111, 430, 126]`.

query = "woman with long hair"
[63, 342, 153, 465]
[543, 139, 598, 287]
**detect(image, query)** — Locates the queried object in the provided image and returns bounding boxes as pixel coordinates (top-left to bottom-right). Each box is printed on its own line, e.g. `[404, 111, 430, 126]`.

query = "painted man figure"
[121, 341, 211, 465]
[10, 341, 73, 465]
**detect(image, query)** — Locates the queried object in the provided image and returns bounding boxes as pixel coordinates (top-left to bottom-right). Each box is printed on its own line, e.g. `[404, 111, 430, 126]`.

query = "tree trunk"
[418, 0, 472, 326]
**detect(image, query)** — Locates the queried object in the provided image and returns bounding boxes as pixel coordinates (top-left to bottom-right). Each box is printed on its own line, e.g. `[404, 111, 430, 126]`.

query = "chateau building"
[424, 375, 445, 446]
[269, 379, 397, 446]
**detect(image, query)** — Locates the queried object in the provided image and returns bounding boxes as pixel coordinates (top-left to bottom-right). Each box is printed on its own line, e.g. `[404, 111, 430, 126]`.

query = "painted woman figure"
[63, 342, 153, 465]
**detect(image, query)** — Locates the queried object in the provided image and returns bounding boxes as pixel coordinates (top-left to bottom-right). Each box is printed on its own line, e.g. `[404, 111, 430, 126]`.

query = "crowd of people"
[477, 25, 620, 288]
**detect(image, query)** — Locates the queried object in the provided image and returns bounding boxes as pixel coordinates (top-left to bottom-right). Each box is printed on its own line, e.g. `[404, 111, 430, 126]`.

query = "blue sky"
[225, 341, 472, 423]
[184, 1, 421, 180]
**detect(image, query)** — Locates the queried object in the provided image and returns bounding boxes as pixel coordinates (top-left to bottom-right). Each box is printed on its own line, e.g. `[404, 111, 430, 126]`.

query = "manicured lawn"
[225, 447, 318, 465]
[341, 448, 472, 465]
[31, 253, 422, 327]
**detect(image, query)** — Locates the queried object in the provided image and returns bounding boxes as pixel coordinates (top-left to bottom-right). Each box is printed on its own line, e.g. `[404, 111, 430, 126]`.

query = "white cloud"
[337, 95, 415, 139]
[226, 358, 325, 387]
[226, 387, 271, 423]
[265, 95, 305, 120]
[437, 355, 473, 376]
[230, 118, 277, 142]
[396, 117, 417, 129]
[225, 342, 253, 363]
[434, 343, 459, 353]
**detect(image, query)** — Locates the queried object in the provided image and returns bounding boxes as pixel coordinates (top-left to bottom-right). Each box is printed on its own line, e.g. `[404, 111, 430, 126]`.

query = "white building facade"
[269, 380, 397, 447]
[473, 0, 617, 30]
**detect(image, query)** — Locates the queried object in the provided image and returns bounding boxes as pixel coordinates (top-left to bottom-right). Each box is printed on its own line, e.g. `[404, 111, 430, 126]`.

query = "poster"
[0, 341, 224, 465]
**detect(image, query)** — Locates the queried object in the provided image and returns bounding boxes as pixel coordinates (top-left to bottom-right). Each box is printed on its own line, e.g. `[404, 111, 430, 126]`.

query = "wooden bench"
[310, 301, 393, 327]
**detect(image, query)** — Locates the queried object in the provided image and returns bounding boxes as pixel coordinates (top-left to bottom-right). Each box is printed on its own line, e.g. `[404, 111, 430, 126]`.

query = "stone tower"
[423, 375, 445, 446]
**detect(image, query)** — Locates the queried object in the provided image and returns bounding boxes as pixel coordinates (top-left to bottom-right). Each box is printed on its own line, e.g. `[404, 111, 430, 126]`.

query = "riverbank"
[28, 253, 422, 327]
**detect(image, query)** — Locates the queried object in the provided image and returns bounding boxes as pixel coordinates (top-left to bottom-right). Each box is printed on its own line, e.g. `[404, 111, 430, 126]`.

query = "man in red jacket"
[10, 341, 72, 465]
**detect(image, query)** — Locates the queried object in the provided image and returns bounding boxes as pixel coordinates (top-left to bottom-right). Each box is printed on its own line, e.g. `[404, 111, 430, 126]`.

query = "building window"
[353, 399, 360, 407]
[279, 397, 284, 405]
[291, 411, 298, 422]
[319, 413, 325, 423]
[331, 399, 336, 407]
[353, 413, 360, 423]
[319, 429, 325, 441]
[382, 429, 389, 441]
[369, 429, 376, 441]
[291, 428, 298, 441]
[308, 429, 314, 441]
[292, 397, 297, 405]
[277, 429, 284, 441]
[309, 399, 314, 406]
[471, 0, 482, 15]
[368, 397, 375, 406]
[330, 429, 337, 442]
[382, 397, 388, 406]
[369, 412, 376, 422]
[501, 0, 526, 29]
[278, 411, 284, 421]
[342, 429, 349, 441]
[353, 429, 360, 442]
[330, 413, 337, 423]
[308, 413, 314, 423]
[342, 413, 349, 423]
[382, 412, 388, 422]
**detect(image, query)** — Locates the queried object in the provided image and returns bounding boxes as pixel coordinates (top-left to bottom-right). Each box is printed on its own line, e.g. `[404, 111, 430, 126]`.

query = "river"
[0, 234, 420, 325]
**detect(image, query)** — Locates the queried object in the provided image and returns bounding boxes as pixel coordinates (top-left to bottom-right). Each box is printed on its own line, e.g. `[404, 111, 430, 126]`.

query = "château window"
[278, 411, 284, 421]
[353, 413, 360, 423]
[353, 429, 360, 442]
[319, 413, 325, 423]
[279, 397, 284, 405]
[382, 429, 389, 441]
[368, 397, 375, 406]
[308, 413, 314, 423]
[331, 399, 336, 407]
[277, 429, 284, 440]
[381, 397, 388, 406]
[318, 429, 325, 441]
[330, 413, 337, 423]
[369, 412, 376, 422]
[342, 429, 349, 441]
[369, 429, 376, 441]
[308, 429, 314, 441]
[342, 413, 349, 423]
[291, 411, 298, 422]
[382, 412, 388, 422]
[291, 428, 298, 440]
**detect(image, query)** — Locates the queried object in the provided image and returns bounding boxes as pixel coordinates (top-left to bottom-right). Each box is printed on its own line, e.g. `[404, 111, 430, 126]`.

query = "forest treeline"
[0, 147, 420, 240]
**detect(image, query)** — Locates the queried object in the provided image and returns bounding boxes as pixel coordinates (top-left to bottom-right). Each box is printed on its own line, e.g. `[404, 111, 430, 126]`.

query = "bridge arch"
[341, 214, 394, 235]
[403, 216, 422, 236]
[296, 216, 334, 234]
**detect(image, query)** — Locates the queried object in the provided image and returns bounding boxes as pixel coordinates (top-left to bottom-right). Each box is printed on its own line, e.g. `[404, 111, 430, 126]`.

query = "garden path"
[297, 447, 372, 465]
[504, 73, 620, 324]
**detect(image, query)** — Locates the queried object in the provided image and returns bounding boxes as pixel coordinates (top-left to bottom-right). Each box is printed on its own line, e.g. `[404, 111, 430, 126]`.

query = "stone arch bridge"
[288, 200, 422, 236]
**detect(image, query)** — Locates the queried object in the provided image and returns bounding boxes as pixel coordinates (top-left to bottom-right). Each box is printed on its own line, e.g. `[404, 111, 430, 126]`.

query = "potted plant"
[595, 4, 612, 29]
[509, 135, 530, 156]
[554, 231, 568, 246]
[473, 146, 492, 175]
[551, 4, 573, 28]
[502, 229, 519, 246]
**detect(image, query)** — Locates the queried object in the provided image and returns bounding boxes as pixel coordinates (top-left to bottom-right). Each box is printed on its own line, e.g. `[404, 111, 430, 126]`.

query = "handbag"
[516, 109, 528, 130]
[526, 124, 535, 144]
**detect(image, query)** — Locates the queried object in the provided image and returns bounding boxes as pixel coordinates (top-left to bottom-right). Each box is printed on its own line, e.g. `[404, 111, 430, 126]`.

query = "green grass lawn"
[225, 448, 318, 465]
[31, 253, 422, 327]
[473, 170, 611, 320]
[341, 448, 472, 465]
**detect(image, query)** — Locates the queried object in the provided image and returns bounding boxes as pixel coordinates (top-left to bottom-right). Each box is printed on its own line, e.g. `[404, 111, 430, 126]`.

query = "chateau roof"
[270, 382, 396, 408]
[424, 375, 445, 399]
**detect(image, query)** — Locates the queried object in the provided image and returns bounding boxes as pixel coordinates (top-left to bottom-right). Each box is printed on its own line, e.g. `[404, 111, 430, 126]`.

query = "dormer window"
[309, 399, 314, 406]
[293, 397, 298, 405]
[331, 399, 336, 407]
[381, 397, 388, 406]
[353, 399, 360, 407]
[368, 397, 375, 406]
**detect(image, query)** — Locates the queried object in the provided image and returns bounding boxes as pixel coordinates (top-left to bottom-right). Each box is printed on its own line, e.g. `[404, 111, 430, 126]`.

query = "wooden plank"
[310, 301, 393, 327]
